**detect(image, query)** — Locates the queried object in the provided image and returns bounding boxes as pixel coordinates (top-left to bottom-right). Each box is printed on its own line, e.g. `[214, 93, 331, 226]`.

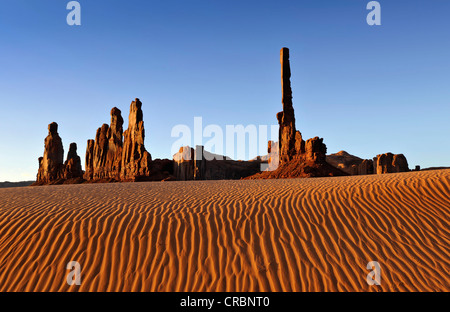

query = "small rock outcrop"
[36, 122, 65, 184]
[193, 145, 206, 180]
[63, 143, 83, 179]
[106, 107, 124, 179]
[84, 139, 95, 180]
[173, 145, 261, 181]
[326, 151, 373, 175]
[327, 151, 408, 175]
[264, 141, 280, 171]
[294, 131, 305, 155]
[326, 151, 364, 175]
[374, 153, 409, 174]
[92, 124, 110, 180]
[392, 154, 409, 173]
[358, 159, 374, 175]
[304, 137, 327, 163]
[173, 146, 195, 181]
[149, 158, 175, 181]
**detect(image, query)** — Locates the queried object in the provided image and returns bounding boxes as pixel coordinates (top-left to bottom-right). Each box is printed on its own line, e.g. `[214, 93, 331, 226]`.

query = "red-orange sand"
[0, 169, 449, 292]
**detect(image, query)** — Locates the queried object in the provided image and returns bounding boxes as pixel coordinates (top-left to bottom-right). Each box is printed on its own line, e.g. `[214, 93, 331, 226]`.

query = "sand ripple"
[0, 170, 449, 291]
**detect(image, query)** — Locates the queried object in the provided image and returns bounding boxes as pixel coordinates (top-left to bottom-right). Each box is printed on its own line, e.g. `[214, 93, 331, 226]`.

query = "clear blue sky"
[1, 0, 449, 182]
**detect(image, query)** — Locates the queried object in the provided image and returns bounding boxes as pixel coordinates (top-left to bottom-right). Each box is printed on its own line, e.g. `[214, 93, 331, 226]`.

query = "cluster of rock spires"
[83, 99, 155, 182]
[33, 47, 410, 185]
[33, 99, 174, 186]
[34, 123, 83, 185]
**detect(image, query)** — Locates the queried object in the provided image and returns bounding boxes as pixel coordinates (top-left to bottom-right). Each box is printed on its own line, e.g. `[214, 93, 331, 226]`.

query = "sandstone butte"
[33, 48, 410, 185]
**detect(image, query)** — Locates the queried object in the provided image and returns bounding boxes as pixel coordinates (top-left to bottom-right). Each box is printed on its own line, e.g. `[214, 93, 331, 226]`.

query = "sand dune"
[0, 170, 449, 292]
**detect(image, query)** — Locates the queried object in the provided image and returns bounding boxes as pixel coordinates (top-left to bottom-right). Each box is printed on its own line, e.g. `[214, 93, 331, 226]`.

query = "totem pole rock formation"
[247, 48, 345, 179]
[277, 47, 297, 164]
[36, 122, 65, 184]
[276, 48, 330, 166]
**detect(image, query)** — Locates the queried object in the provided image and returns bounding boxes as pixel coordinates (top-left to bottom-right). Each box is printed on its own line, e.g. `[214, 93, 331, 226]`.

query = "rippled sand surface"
[0, 170, 449, 291]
